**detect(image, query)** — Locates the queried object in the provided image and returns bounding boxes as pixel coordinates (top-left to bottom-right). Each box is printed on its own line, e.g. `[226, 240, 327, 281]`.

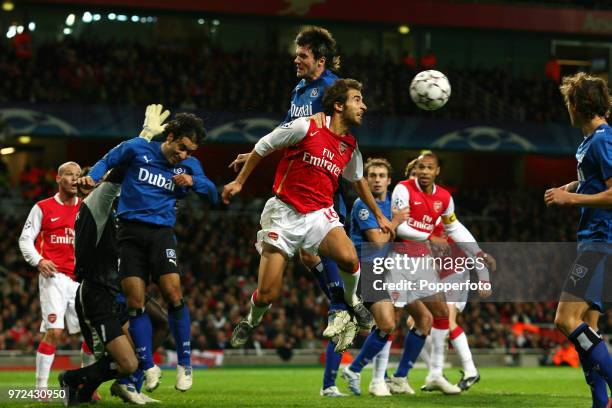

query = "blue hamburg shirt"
[89, 137, 218, 227]
[575, 124, 612, 249]
[350, 193, 392, 261]
[283, 69, 338, 124]
[283, 69, 346, 218]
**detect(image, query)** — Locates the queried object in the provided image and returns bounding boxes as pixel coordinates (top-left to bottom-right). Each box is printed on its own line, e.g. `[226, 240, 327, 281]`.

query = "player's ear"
[334, 101, 344, 113]
[166, 133, 175, 143]
[318, 56, 326, 68]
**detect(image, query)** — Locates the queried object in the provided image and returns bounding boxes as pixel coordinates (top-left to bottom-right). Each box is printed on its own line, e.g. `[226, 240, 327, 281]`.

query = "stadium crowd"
[0, 38, 567, 123]
[0, 179, 603, 358]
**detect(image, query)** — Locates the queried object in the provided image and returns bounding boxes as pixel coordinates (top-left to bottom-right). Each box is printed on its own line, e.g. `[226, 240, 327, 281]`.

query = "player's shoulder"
[321, 69, 339, 85]
[434, 184, 453, 201]
[181, 156, 203, 170]
[591, 125, 611, 145]
[280, 116, 311, 132]
[352, 197, 366, 211]
[352, 198, 373, 221]
[36, 195, 57, 208]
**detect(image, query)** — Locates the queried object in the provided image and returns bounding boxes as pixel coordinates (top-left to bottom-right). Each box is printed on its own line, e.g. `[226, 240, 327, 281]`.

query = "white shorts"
[386, 252, 440, 308]
[441, 271, 469, 313]
[255, 197, 343, 258]
[39, 273, 81, 334]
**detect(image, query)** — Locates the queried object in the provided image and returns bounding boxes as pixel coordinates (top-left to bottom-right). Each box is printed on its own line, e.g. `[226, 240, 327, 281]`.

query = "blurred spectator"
[545, 53, 561, 84]
[420, 49, 438, 69]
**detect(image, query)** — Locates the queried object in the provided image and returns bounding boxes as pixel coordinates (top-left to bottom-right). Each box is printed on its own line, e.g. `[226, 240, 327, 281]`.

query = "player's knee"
[378, 319, 395, 334]
[416, 313, 433, 334]
[554, 312, 575, 336]
[336, 252, 359, 274]
[45, 329, 62, 344]
[126, 296, 145, 310]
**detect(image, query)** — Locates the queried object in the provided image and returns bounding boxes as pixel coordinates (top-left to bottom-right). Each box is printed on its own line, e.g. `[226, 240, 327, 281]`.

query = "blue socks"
[579, 352, 608, 408]
[394, 328, 426, 378]
[118, 368, 144, 392]
[311, 258, 347, 312]
[323, 340, 343, 389]
[569, 323, 611, 408]
[168, 300, 191, 367]
[350, 328, 389, 373]
[128, 308, 154, 371]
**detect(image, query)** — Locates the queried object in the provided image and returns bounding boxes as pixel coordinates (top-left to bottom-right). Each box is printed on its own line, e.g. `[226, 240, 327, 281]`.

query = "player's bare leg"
[319, 227, 374, 332]
[421, 295, 461, 394]
[159, 272, 193, 391]
[447, 304, 479, 390]
[231, 244, 288, 347]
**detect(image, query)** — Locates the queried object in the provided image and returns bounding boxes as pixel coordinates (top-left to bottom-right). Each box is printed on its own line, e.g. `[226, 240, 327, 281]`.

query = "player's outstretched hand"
[481, 252, 497, 273]
[173, 174, 193, 187]
[544, 187, 574, 207]
[77, 176, 96, 188]
[228, 153, 250, 172]
[222, 181, 242, 204]
[37, 259, 57, 278]
[140, 104, 171, 141]
[308, 112, 327, 128]
[478, 283, 492, 299]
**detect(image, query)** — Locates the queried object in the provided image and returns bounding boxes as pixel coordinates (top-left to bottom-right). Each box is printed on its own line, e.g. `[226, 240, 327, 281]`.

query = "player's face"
[342, 89, 367, 127]
[163, 135, 198, 165]
[366, 166, 391, 198]
[57, 164, 81, 197]
[414, 156, 439, 188]
[294, 45, 322, 80]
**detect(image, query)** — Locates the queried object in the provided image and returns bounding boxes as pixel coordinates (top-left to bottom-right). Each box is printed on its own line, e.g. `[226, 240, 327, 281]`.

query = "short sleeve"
[342, 146, 363, 182]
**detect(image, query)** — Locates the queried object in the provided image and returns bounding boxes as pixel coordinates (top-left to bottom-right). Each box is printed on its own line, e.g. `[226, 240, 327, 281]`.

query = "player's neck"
[329, 116, 349, 136]
[581, 116, 607, 136]
[306, 67, 325, 82]
[58, 190, 76, 205]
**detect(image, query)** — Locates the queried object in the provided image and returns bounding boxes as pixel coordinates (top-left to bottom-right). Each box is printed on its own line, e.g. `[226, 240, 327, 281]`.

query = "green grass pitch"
[0, 366, 589, 407]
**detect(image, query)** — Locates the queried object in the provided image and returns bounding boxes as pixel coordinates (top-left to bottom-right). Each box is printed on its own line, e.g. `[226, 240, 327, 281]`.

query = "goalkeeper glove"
[139, 104, 171, 141]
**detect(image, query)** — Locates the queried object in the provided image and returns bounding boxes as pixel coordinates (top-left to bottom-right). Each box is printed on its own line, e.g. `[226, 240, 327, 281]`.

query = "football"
[410, 70, 451, 110]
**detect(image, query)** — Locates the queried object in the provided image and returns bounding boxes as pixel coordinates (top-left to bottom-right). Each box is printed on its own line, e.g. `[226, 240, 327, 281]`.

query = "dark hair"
[295, 26, 340, 71]
[322, 78, 363, 116]
[163, 113, 207, 145]
[560, 72, 611, 120]
[364, 157, 392, 177]
[417, 151, 440, 166]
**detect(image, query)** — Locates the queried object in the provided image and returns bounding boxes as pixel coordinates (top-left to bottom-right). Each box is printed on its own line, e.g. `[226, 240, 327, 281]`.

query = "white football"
[409, 70, 451, 111]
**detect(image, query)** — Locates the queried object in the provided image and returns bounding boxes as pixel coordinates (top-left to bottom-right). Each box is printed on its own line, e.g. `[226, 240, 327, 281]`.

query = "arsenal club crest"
[339, 141, 348, 155]
[434, 200, 443, 212]
[48, 313, 57, 323]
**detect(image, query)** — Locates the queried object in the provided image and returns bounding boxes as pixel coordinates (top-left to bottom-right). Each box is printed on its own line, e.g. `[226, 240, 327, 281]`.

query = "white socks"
[36, 341, 56, 388]
[450, 326, 477, 377]
[339, 265, 360, 307]
[372, 339, 392, 382]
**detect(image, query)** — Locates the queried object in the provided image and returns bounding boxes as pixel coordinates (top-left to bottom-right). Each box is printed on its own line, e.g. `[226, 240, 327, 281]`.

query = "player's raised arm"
[222, 117, 310, 204]
[85, 138, 143, 184]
